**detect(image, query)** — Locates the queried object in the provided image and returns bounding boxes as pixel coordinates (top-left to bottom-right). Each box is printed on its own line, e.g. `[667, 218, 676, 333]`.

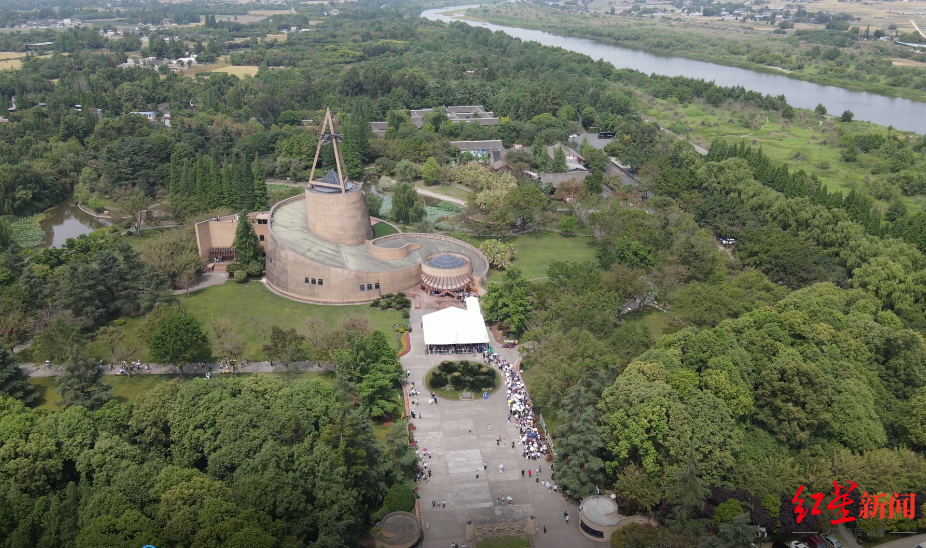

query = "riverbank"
[465, 5, 926, 103]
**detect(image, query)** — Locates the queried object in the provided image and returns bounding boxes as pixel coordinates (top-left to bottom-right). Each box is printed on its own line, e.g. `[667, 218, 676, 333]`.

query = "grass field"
[29, 371, 335, 410]
[92, 282, 405, 362]
[214, 65, 259, 77]
[0, 52, 26, 71]
[265, 33, 288, 42]
[372, 221, 399, 238]
[640, 95, 926, 210]
[463, 231, 598, 281]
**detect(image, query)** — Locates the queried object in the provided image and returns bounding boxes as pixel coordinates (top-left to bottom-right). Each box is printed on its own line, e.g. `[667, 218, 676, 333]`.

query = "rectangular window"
[259, 235, 265, 241]
[304, 277, 310, 283]
[374, 282, 380, 289]
[359, 285, 365, 291]
[311, 278, 316, 285]
[367, 284, 373, 290]
[318, 279, 323, 285]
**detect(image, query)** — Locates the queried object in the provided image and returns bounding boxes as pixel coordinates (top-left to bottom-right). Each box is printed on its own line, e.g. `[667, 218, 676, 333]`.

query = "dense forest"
[0, 0, 923, 546]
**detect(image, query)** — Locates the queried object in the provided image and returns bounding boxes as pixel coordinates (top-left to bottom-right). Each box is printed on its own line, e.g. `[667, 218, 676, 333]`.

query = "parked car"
[790, 542, 810, 548]
[822, 534, 845, 548]
[805, 535, 826, 548]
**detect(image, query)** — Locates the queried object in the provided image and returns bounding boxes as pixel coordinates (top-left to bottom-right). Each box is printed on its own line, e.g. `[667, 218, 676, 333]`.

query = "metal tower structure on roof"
[307, 108, 349, 192]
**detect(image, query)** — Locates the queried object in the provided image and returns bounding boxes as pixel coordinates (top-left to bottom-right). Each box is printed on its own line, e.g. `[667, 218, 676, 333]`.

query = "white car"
[822, 535, 845, 548]
[790, 542, 810, 548]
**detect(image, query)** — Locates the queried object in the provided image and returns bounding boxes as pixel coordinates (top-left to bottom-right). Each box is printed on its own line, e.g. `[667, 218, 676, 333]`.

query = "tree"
[116, 188, 153, 235]
[554, 382, 607, 499]
[814, 103, 827, 116]
[700, 513, 757, 548]
[394, 160, 418, 184]
[504, 184, 547, 230]
[232, 213, 260, 268]
[57, 346, 112, 410]
[482, 268, 532, 335]
[390, 182, 425, 224]
[840, 110, 855, 122]
[0, 218, 11, 250]
[479, 239, 516, 269]
[614, 464, 662, 514]
[551, 146, 568, 173]
[211, 318, 244, 372]
[421, 157, 440, 185]
[251, 155, 267, 209]
[148, 308, 209, 378]
[665, 441, 709, 535]
[96, 326, 137, 366]
[33, 317, 83, 364]
[0, 347, 37, 403]
[366, 193, 384, 218]
[262, 325, 305, 374]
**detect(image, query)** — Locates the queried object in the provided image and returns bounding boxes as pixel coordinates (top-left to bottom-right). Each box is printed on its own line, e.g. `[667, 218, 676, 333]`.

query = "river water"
[422, 6, 925, 133]
[38, 198, 111, 249]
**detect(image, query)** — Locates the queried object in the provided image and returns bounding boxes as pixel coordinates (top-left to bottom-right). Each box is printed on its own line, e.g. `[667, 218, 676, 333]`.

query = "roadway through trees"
[403, 308, 600, 548]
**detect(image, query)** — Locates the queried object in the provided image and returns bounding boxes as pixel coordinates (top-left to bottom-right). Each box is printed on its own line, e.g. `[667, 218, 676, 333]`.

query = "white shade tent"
[422, 297, 490, 351]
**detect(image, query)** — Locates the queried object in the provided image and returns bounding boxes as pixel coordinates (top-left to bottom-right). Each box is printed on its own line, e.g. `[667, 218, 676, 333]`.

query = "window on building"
[318, 279, 323, 285]
[259, 235, 265, 241]
[311, 278, 316, 285]
[359, 285, 365, 291]
[367, 284, 373, 290]
[375, 282, 380, 289]
[304, 277, 310, 283]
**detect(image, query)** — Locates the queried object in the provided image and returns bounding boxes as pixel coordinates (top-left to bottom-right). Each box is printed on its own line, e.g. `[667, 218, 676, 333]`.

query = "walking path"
[402, 308, 598, 548]
[415, 186, 468, 206]
[171, 271, 228, 295]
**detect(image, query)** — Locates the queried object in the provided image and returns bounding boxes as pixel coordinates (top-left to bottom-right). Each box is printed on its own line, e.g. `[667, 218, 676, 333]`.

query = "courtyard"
[402, 308, 601, 548]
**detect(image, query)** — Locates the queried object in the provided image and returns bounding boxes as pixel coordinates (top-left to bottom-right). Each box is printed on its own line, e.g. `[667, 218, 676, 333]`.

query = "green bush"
[233, 270, 248, 283]
[109, 318, 127, 327]
[430, 360, 498, 392]
[373, 481, 416, 522]
[245, 260, 264, 277]
[401, 309, 410, 319]
[226, 262, 243, 274]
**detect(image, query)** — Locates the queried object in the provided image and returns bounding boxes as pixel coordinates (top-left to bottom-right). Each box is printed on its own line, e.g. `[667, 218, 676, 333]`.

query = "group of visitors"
[114, 360, 150, 375]
[484, 351, 548, 462]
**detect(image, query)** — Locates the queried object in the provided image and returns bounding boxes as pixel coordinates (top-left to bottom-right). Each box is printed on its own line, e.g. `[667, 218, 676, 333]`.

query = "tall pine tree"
[252, 155, 267, 210]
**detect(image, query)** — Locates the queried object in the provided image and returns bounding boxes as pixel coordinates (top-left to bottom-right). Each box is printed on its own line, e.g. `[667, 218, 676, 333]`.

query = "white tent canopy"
[422, 299, 490, 347]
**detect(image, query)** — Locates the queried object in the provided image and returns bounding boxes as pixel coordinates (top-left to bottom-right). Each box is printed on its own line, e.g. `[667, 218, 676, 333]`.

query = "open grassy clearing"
[640, 95, 926, 210]
[213, 65, 259, 77]
[463, 231, 597, 282]
[28, 371, 335, 410]
[90, 281, 405, 362]
[265, 33, 288, 42]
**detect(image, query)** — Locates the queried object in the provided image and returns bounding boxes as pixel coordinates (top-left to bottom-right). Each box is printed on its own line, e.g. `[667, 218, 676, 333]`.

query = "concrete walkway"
[864, 532, 926, 548]
[403, 308, 599, 548]
[171, 271, 228, 295]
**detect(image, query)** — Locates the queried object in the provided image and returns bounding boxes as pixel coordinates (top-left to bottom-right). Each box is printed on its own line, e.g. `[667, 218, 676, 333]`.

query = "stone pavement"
[403, 308, 600, 548]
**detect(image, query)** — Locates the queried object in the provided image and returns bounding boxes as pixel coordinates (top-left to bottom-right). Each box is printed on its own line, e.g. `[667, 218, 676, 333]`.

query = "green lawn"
[372, 221, 399, 238]
[475, 535, 532, 548]
[92, 282, 405, 362]
[29, 371, 335, 410]
[464, 231, 598, 282]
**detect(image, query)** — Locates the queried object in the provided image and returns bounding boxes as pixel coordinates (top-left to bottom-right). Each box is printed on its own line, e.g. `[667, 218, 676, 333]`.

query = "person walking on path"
[528, 469, 532, 478]
[442, 499, 446, 508]
[543, 525, 547, 534]
[476, 469, 480, 479]
[521, 469, 525, 478]
[484, 461, 487, 470]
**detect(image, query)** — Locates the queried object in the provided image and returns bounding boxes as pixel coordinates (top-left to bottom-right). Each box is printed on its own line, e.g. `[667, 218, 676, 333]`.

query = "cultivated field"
[0, 51, 27, 71]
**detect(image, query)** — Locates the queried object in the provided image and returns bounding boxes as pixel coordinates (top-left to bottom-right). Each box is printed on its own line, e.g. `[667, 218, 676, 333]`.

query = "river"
[38, 198, 112, 249]
[422, 6, 925, 134]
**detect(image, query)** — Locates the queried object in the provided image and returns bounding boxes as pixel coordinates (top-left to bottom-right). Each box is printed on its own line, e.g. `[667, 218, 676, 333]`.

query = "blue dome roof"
[426, 253, 468, 269]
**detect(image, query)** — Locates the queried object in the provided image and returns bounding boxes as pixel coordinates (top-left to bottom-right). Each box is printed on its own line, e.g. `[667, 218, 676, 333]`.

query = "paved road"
[868, 532, 926, 548]
[403, 308, 599, 548]
[171, 271, 228, 295]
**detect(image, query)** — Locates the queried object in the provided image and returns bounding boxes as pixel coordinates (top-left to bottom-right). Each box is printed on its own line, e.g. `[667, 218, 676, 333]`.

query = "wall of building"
[264, 228, 422, 304]
[194, 214, 270, 261]
[304, 187, 373, 246]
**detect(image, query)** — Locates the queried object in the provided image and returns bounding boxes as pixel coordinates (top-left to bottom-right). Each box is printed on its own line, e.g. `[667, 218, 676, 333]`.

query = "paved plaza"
[403, 309, 601, 548]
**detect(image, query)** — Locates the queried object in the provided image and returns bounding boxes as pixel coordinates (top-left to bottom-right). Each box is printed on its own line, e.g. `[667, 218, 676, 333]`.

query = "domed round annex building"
[195, 109, 488, 304]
